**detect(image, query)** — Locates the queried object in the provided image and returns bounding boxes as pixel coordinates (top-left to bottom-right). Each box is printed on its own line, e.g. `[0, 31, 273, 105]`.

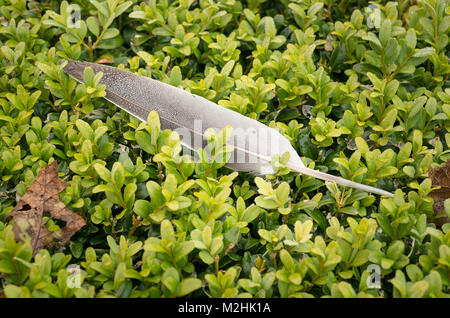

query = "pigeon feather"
[62, 60, 394, 197]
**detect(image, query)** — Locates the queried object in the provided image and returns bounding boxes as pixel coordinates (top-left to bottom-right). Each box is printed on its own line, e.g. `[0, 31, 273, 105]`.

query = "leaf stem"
[129, 215, 142, 236]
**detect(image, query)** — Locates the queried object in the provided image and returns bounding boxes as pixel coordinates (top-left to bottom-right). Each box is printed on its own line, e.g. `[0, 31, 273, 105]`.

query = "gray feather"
[62, 60, 394, 197]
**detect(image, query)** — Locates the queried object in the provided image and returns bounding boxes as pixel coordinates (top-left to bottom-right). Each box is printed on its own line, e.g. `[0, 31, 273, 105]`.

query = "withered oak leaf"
[7, 161, 86, 256]
[428, 159, 450, 227]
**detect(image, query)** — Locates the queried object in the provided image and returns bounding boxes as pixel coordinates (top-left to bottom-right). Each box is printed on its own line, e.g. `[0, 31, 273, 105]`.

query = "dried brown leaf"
[7, 161, 86, 256]
[428, 159, 450, 227]
[96, 58, 111, 64]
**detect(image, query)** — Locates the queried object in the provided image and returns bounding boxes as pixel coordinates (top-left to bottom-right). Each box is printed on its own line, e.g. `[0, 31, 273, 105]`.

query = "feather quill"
[62, 60, 393, 197]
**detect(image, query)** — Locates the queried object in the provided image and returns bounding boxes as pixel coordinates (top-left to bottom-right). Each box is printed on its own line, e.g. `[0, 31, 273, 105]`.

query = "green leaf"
[384, 80, 399, 103]
[117, 280, 133, 298]
[134, 200, 152, 218]
[174, 241, 195, 261]
[379, 19, 391, 46]
[93, 184, 115, 193]
[160, 220, 175, 242]
[199, 250, 214, 264]
[162, 268, 180, 294]
[70, 242, 84, 258]
[255, 197, 278, 209]
[135, 131, 156, 154]
[336, 282, 356, 298]
[178, 278, 202, 296]
[0, 260, 15, 274]
[97, 36, 124, 49]
[111, 162, 125, 189]
[242, 205, 261, 223]
[408, 281, 429, 298]
[375, 214, 394, 238]
[403, 166, 415, 178]
[90, 0, 109, 17]
[279, 249, 294, 270]
[87, 17, 100, 37]
[406, 264, 423, 282]
[94, 163, 111, 182]
[413, 47, 435, 57]
[224, 227, 240, 244]
[405, 29, 416, 49]
[76, 119, 94, 140]
[4, 285, 28, 298]
[102, 28, 120, 40]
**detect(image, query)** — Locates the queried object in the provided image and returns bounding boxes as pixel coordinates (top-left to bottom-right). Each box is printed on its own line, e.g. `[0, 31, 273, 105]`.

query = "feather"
[62, 60, 394, 197]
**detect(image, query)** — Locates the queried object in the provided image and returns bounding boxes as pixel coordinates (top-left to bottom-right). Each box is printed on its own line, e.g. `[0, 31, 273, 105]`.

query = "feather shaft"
[289, 166, 394, 197]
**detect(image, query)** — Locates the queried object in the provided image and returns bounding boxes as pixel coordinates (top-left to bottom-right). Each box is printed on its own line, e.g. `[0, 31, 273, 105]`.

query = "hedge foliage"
[0, 0, 449, 298]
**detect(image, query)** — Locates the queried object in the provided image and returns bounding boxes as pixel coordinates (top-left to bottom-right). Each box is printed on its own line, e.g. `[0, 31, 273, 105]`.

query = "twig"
[407, 238, 416, 258]
[129, 216, 142, 237]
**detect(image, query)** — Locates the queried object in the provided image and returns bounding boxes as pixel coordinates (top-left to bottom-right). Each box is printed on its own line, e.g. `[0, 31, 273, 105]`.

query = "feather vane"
[62, 60, 394, 197]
